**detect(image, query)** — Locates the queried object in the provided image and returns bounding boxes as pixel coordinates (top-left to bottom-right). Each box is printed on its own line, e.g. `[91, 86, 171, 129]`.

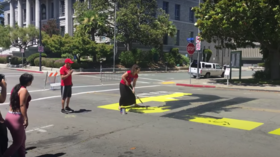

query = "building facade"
[1, 0, 262, 65]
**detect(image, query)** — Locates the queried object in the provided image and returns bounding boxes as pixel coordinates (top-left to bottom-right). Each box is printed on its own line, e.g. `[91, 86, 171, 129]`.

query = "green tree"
[41, 20, 59, 37]
[116, 0, 177, 53]
[203, 49, 212, 62]
[10, 25, 39, 52]
[71, 35, 96, 63]
[193, 0, 280, 79]
[0, 25, 11, 48]
[73, 0, 113, 41]
[42, 32, 64, 54]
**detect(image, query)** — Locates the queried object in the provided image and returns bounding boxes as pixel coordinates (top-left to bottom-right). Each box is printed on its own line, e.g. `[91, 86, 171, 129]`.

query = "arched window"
[41, 4, 46, 20]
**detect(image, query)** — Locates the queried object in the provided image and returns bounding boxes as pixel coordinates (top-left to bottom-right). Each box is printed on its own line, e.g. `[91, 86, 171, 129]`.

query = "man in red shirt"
[60, 58, 74, 114]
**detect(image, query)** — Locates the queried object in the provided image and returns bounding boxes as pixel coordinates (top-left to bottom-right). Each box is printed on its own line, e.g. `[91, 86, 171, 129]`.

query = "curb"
[176, 83, 216, 88]
[16, 69, 44, 74]
[216, 87, 280, 93]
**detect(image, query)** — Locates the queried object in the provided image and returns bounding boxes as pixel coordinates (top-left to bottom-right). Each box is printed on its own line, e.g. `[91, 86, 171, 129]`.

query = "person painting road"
[3, 73, 33, 157]
[119, 64, 141, 114]
[0, 75, 7, 156]
[60, 58, 74, 114]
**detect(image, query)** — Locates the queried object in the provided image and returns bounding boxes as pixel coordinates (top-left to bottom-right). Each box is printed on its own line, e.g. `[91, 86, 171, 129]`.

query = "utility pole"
[196, 0, 201, 79]
[113, 1, 117, 73]
[39, 0, 42, 71]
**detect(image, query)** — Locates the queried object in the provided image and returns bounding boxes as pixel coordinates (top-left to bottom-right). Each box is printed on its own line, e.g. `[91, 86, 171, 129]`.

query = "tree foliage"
[116, 0, 177, 51]
[193, 0, 280, 79]
[10, 25, 39, 51]
[203, 49, 212, 62]
[73, 0, 113, 41]
[0, 25, 11, 49]
[42, 20, 59, 37]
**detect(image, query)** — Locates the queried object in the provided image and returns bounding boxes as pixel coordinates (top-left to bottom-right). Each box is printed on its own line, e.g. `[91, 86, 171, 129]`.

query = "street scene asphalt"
[0, 69, 279, 157]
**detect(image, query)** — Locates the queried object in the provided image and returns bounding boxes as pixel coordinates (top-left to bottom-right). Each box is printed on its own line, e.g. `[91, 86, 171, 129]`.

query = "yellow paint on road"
[161, 82, 175, 84]
[269, 128, 280, 135]
[189, 116, 263, 131]
[65, 115, 76, 118]
[98, 92, 192, 114]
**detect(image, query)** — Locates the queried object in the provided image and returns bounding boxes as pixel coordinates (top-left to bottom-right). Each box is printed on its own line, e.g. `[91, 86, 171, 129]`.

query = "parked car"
[189, 60, 224, 78]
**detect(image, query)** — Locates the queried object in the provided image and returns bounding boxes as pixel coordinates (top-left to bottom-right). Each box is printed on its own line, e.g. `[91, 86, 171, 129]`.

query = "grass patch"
[216, 78, 280, 86]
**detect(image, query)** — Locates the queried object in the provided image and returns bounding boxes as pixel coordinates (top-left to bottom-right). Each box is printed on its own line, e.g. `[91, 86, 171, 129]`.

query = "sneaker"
[61, 109, 68, 114]
[65, 107, 74, 113]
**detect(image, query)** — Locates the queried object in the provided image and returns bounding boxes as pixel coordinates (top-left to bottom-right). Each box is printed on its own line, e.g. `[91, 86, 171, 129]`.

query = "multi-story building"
[0, 0, 262, 65]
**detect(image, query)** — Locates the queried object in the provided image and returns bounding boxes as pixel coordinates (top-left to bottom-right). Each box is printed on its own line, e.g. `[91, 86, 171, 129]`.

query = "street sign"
[186, 43, 195, 55]
[187, 38, 194, 43]
[225, 68, 230, 76]
[38, 46, 44, 52]
[21, 49, 24, 53]
[196, 36, 201, 51]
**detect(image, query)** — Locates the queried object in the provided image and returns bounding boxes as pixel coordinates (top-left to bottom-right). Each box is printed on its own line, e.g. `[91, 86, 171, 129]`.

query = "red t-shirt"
[60, 65, 72, 86]
[120, 70, 138, 85]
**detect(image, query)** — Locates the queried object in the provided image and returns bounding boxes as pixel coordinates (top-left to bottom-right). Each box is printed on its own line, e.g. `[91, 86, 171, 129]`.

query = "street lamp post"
[113, 1, 117, 73]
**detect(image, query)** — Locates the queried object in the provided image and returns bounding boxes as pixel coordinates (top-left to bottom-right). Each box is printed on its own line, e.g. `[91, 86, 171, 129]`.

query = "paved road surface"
[0, 69, 279, 157]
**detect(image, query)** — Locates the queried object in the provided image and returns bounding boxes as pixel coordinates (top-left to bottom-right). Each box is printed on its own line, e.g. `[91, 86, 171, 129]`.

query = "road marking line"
[188, 117, 263, 131]
[161, 82, 175, 84]
[0, 85, 161, 105]
[140, 77, 165, 82]
[26, 124, 53, 133]
[7, 84, 121, 95]
[269, 128, 280, 135]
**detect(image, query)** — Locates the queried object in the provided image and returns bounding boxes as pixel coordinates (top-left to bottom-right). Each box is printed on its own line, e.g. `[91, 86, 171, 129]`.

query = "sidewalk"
[170, 78, 280, 92]
[0, 64, 189, 74]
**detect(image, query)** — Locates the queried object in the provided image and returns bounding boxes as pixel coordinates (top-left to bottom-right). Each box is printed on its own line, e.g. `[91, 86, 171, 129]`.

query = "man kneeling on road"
[60, 58, 74, 114]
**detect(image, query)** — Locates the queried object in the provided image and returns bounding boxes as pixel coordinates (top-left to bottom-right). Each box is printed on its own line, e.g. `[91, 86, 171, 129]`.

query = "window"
[189, 7, 194, 22]
[41, 4, 46, 20]
[189, 31, 194, 38]
[175, 4, 180, 20]
[60, 0, 65, 16]
[31, 6, 34, 21]
[51, 2, 54, 18]
[23, 9, 26, 22]
[175, 30, 180, 45]
[60, 26, 65, 36]
[163, 34, 168, 45]
[8, 14, 10, 25]
[163, 1, 169, 14]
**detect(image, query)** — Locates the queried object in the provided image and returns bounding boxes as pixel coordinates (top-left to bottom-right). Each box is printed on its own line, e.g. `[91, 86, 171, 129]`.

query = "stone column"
[18, 0, 23, 27]
[54, 0, 59, 18]
[35, 0, 40, 29]
[10, 0, 15, 27]
[65, 0, 73, 36]
[26, 0, 31, 26]
[46, 0, 49, 19]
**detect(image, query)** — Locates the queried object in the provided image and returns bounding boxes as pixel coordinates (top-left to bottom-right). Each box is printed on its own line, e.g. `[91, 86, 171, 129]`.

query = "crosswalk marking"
[269, 128, 280, 135]
[188, 116, 263, 131]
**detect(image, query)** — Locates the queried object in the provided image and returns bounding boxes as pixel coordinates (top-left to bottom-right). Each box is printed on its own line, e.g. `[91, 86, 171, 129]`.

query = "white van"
[189, 60, 224, 78]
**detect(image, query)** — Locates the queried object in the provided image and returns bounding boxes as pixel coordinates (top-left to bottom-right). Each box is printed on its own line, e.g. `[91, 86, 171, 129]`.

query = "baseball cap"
[65, 58, 74, 64]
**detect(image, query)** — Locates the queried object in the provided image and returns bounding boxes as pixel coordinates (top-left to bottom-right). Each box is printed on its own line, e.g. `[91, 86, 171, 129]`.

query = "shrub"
[27, 53, 47, 66]
[53, 59, 65, 68]
[10, 57, 25, 65]
[61, 53, 74, 60]
[119, 51, 135, 67]
[253, 70, 270, 79]
[258, 63, 265, 67]
[164, 53, 176, 67]
[181, 55, 189, 66]
[44, 58, 56, 67]
[34, 57, 47, 66]
[0, 57, 7, 64]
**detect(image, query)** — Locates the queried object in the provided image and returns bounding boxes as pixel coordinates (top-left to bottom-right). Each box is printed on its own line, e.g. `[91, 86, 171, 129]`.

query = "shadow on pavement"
[36, 153, 65, 157]
[73, 109, 92, 113]
[162, 94, 255, 121]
